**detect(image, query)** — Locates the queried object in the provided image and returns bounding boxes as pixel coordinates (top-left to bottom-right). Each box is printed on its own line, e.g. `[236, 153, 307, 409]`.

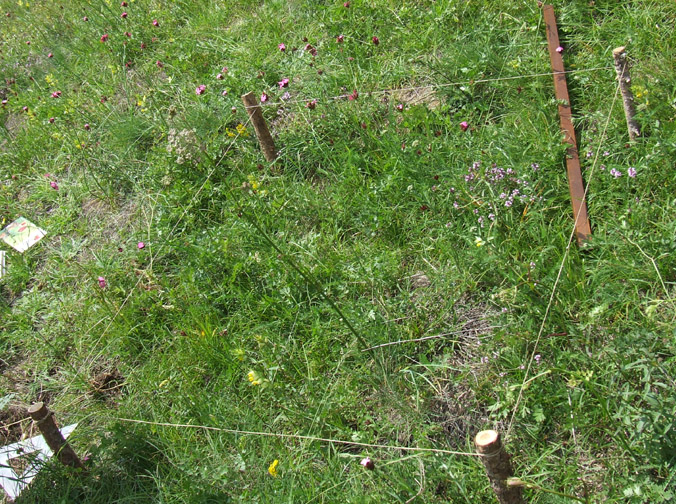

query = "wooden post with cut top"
[27, 402, 85, 469]
[543, 4, 592, 246]
[475, 430, 525, 504]
[241, 92, 277, 162]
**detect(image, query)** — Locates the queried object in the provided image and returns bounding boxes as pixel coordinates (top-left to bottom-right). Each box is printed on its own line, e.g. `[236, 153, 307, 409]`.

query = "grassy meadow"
[1, 0, 676, 502]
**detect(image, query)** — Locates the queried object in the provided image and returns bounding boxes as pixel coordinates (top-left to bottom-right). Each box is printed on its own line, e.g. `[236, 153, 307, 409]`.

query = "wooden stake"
[543, 5, 592, 246]
[475, 430, 525, 504]
[612, 46, 641, 141]
[27, 402, 85, 470]
[241, 92, 277, 162]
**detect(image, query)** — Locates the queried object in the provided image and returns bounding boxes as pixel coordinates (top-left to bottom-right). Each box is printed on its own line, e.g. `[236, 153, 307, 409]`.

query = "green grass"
[1, 0, 676, 502]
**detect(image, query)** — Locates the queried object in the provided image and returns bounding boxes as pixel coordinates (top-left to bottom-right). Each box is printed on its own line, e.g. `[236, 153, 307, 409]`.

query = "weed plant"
[0, 0, 675, 502]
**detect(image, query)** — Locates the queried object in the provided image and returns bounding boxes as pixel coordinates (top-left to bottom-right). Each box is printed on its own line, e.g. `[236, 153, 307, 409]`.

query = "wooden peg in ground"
[612, 46, 641, 141]
[475, 430, 525, 504]
[241, 92, 277, 163]
[27, 402, 85, 470]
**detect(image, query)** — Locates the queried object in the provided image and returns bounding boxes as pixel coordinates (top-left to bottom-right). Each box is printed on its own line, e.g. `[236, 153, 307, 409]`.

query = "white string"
[505, 68, 622, 440]
[244, 67, 613, 109]
[114, 417, 481, 457]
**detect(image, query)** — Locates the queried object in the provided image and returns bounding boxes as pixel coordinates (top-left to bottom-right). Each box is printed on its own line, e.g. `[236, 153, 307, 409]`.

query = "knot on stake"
[27, 402, 85, 470]
[475, 430, 525, 504]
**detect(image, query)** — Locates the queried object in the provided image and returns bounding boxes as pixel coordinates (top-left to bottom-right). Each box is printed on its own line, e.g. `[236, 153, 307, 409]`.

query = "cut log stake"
[475, 430, 525, 504]
[612, 46, 641, 141]
[543, 4, 592, 246]
[27, 402, 85, 470]
[241, 92, 277, 162]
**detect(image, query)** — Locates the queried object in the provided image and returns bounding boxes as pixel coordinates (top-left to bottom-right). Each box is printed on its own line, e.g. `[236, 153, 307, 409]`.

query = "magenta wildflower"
[125, 31, 131, 37]
[556, 46, 563, 54]
[260, 92, 268, 103]
[231, 106, 237, 113]
[121, 1, 128, 6]
[628, 167, 637, 178]
[22, 106, 28, 112]
[138, 242, 145, 250]
[49, 117, 55, 123]
[343, 1, 350, 7]
[48, 52, 53, 58]
[121, 11, 127, 18]
[348, 89, 358, 101]
[278, 78, 289, 89]
[1, 100, 7, 106]
[152, 19, 159, 27]
[50, 181, 59, 190]
[221, 66, 228, 74]
[51, 91, 61, 98]
[304, 44, 317, 56]
[217, 73, 224, 80]
[83, 16, 88, 21]
[372, 36, 379, 45]
[396, 103, 404, 111]
[195, 84, 206, 95]
[84, 123, 90, 130]
[360, 457, 374, 470]
[610, 167, 623, 178]
[304, 99, 316, 110]
[98, 276, 107, 288]
[534, 354, 542, 364]
[278, 43, 286, 52]
[460, 121, 469, 131]
[156, 60, 163, 68]
[221, 90, 228, 96]
[100, 33, 109, 42]
[337, 34, 344, 43]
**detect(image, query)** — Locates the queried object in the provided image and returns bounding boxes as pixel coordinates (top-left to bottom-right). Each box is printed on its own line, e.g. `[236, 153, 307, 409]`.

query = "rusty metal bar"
[543, 5, 592, 245]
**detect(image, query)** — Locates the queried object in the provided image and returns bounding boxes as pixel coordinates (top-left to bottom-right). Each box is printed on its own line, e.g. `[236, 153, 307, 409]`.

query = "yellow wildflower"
[247, 174, 260, 191]
[247, 370, 262, 386]
[268, 459, 279, 477]
[236, 123, 248, 136]
[475, 237, 485, 247]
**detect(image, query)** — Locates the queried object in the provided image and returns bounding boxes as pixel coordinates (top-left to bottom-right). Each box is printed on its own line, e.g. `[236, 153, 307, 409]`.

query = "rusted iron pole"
[241, 92, 277, 162]
[543, 5, 592, 246]
[612, 46, 641, 141]
[27, 402, 85, 469]
[475, 430, 525, 504]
